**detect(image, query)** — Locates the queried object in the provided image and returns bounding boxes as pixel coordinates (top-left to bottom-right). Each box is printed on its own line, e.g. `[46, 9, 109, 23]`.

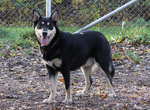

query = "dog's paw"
[76, 93, 84, 97]
[42, 99, 56, 104]
[109, 93, 117, 97]
[62, 99, 72, 104]
[76, 90, 87, 96]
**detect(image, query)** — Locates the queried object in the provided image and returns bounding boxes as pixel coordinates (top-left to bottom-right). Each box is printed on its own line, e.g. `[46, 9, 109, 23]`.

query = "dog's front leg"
[43, 68, 58, 103]
[61, 68, 72, 103]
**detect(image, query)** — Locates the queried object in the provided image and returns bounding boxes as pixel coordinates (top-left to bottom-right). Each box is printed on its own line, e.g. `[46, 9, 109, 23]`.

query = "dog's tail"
[109, 62, 115, 78]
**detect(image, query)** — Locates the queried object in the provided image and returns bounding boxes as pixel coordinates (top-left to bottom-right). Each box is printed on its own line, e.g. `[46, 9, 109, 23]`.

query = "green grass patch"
[0, 19, 149, 50]
[0, 27, 35, 49]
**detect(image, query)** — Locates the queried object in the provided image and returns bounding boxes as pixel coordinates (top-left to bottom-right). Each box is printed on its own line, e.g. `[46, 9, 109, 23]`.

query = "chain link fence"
[0, 0, 150, 36]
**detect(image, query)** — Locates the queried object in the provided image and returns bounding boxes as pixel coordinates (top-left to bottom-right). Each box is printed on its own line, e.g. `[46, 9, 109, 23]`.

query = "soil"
[0, 43, 150, 110]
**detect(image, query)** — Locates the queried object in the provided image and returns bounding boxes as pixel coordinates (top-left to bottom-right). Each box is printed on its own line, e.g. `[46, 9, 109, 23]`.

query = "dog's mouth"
[40, 36, 50, 46]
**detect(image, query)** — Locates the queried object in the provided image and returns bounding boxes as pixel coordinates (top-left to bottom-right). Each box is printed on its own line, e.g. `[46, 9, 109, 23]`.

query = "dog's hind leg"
[77, 66, 92, 96]
[96, 56, 116, 97]
[99, 67, 116, 97]
[77, 58, 94, 96]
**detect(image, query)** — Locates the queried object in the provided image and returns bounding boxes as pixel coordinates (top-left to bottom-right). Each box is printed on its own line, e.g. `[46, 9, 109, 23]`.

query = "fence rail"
[0, 0, 150, 35]
[74, 0, 139, 33]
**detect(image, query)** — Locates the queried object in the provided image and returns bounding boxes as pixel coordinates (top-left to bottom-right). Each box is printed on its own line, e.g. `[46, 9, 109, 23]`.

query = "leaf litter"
[0, 43, 150, 109]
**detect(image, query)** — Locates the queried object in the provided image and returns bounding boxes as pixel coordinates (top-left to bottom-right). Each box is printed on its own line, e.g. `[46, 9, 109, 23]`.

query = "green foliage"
[125, 50, 141, 64]
[0, 0, 45, 27]
[0, 27, 35, 49]
[113, 53, 119, 59]
[0, 28, 11, 38]
[118, 18, 150, 45]
[1, 0, 149, 27]
[0, 17, 149, 53]
[24, 49, 32, 56]
[0, 51, 4, 57]
[126, 50, 133, 58]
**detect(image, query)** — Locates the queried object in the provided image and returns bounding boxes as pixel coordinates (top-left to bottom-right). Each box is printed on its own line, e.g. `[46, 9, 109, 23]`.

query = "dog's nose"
[42, 32, 47, 36]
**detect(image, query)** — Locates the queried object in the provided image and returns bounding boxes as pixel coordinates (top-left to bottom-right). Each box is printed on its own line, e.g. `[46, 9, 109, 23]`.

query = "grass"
[0, 19, 149, 50]
[0, 27, 35, 49]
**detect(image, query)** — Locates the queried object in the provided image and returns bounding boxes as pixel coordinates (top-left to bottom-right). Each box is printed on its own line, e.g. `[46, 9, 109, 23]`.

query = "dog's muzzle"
[41, 31, 49, 46]
[42, 31, 48, 37]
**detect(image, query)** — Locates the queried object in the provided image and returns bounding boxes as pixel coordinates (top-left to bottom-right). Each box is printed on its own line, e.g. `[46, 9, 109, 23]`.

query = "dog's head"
[33, 10, 58, 46]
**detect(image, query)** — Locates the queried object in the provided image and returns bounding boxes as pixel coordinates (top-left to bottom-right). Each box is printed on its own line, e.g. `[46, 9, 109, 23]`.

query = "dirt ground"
[0, 43, 150, 110]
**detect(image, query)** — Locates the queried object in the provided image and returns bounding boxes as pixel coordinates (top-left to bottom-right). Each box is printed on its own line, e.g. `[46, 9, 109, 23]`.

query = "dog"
[33, 10, 116, 103]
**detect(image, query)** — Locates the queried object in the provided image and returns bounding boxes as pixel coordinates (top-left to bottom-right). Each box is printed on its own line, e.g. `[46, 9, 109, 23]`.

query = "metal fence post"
[46, 0, 51, 17]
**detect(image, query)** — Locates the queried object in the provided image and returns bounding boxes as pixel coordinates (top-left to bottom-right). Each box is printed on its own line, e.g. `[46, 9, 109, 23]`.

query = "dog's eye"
[38, 23, 44, 29]
[47, 22, 50, 25]
[48, 24, 53, 30]
[38, 24, 42, 29]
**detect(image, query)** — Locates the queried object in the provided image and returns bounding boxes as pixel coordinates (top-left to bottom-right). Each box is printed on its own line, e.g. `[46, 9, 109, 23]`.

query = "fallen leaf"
[71, 82, 75, 85]
[27, 87, 31, 91]
[18, 105, 22, 107]
[135, 72, 139, 74]
[139, 51, 143, 54]
[96, 83, 100, 86]
[105, 86, 108, 88]
[72, 88, 76, 91]
[135, 91, 138, 94]
[96, 91, 101, 95]
[99, 79, 103, 82]
[123, 103, 128, 108]
[121, 55, 124, 59]
[57, 79, 64, 83]
[90, 93, 93, 98]
[102, 94, 107, 98]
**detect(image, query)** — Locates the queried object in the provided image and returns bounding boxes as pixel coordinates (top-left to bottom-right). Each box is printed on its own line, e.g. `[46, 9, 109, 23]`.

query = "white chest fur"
[42, 58, 62, 69]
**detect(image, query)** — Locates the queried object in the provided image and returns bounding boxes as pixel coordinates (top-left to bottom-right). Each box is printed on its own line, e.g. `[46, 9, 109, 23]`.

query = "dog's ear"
[33, 10, 41, 21]
[51, 10, 58, 22]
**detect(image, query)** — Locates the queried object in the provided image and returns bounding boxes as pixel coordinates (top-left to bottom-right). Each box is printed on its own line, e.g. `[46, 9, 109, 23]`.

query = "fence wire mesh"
[0, 0, 150, 37]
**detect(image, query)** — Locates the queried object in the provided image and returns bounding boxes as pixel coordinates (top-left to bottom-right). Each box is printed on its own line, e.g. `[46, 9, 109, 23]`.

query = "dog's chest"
[40, 49, 62, 69]
[42, 58, 62, 69]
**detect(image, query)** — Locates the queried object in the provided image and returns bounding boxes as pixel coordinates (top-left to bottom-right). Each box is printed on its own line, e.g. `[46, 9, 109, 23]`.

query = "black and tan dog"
[33, 10, 116, 103]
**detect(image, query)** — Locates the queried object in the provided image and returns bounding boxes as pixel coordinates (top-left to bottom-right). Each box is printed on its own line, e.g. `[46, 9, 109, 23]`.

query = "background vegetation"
[0, 0, 150, 27]
[0, 0, 149, 49]
[0, 18, 149, 51]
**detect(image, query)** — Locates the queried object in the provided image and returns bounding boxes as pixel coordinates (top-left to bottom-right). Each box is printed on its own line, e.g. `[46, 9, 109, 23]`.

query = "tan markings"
[42, 59, 53, 67]
[47, 22, 50, 25]
[46, 27, 56, 46]
[84, 58, 95, 67]
[42, 58, 61, 68]
[35, 26, 42, 44]
[43, 74, 58, 103]
[79, 65, 92, 96]
[52, 58, 62, 67]
[41, 22, 44, 24]
[65, 87, 72, 102]
[49, 75, 57, 100]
